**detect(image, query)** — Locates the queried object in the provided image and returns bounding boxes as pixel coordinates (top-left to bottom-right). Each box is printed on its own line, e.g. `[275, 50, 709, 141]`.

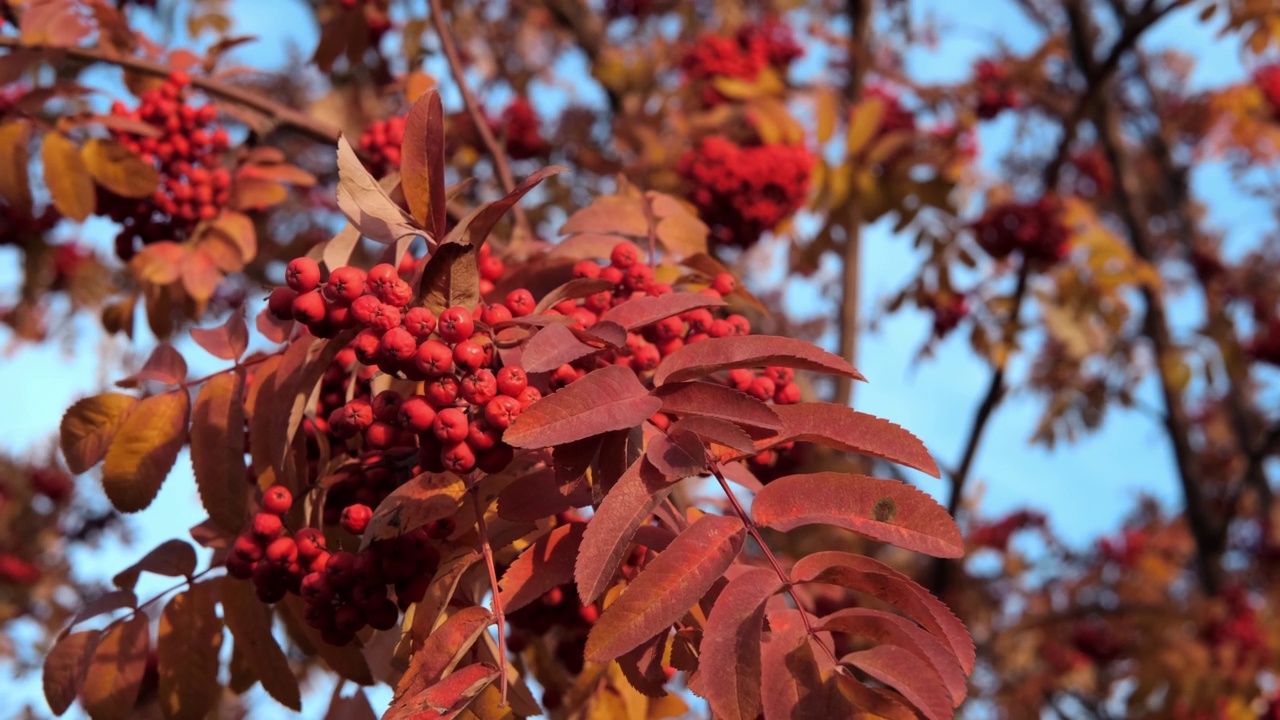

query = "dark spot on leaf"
[873, 497, 897, 523]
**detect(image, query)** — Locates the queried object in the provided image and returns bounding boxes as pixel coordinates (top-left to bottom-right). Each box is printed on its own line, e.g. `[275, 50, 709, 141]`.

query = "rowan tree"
[0, 0, 1277, 719]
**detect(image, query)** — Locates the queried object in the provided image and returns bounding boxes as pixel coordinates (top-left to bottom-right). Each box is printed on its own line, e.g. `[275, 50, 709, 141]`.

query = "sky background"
[0, 0, 1270, 717]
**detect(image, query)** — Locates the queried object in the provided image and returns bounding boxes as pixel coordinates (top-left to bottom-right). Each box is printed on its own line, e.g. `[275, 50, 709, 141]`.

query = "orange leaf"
[191, 370, 248, 534]
[81, 614, 149, 720]
[497, 522, 585, 613]
[43, 629, 102, 716]
[841, 645, 953, 720]
[360, 472, 466, 549]
[0, 120, 33, 217]
[157, 583, 222, 720]
[401, 89, 446, 236]
[112, 539, 197, 590]
[101, 389, 190, 513]
[42, 131, 94, 221]
[82, 137, 159, 199]
[561, 194, 648, 237]
[60, 393, 139, 474]
[115, 344, 187, 388]
[575, 457, 671, 604]
[396, 606, 493, 701]
[190, 311, 248, 361]
[128, 241, 186, 286]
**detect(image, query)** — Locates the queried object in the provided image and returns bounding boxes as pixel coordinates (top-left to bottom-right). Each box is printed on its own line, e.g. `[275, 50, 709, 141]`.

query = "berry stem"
[472, 489, 508, 707]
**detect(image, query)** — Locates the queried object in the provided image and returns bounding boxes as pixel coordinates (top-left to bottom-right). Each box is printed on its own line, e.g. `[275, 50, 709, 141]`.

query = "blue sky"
[0, 0, 1269, 717]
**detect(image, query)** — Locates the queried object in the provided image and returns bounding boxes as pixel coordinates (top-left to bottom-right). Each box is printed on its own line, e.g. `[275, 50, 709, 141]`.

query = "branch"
[0, 38, 341, 146]
[472, 490, 508, 707]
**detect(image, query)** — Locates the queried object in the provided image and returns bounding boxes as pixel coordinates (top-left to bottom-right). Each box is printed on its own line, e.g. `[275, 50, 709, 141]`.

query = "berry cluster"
[604, 0, 656, 19]
[1203, 586, 1269, 669]
[101, 71, 232, 260]
[968, 509, 1045, 552]
[971, 197, 1070, 265]
[1068, 147, 1113, 198]
[680, 19, 802, 106]
[973, 59, 1021, 120]
[677, 135, 813, 247]
[1255, 64, 1280, 121]
[489, 98, 547, 160]
[735, 17, 804, 70]
[863, 84, 918, 138]
[923, 291, 970, 338]
[358, 114, 407, 176]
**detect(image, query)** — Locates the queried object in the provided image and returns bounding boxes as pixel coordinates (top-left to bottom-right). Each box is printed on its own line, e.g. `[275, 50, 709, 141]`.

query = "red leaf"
[221, 578, 301, 710]
[644, 432, 707, 479]
[496, 467, 591, 522]
[360, 472, 466, 549]
[652, 381, 781, 433]
[668, 416, 754, 454]
[504, 365, 661, 449]
[740, 403, 940, 477]
[190, 370, 248, 535]
[520, 323, 600, 374]
[444, 166, 566, 248]
[532, 277, 616, 315]
[575, 457, 672, 604]
[759, 630, 826, 720]
[616, 630, 670, 697]
[653, 335, 866, 387]
[385, 663, 498, 720]
[599, 292, 725, 331]
[116, 344, 187, 387]
[700, 567, 784, 720]
[157, 583, 222, 720]
[791, 551, 974, 675]
[752, 473, 962, 558]
[585, 514, 745, 662]
[190, 311, 248, 361]
[841, 645, 953, 720]
[396, 606, 493, 701]
[401, 89, 447, 238]
[497, 522, 585, 613]
[818, 608, 967, 706]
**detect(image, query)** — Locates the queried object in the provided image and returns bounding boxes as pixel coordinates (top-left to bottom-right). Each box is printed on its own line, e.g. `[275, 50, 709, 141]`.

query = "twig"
[0, 38, 340, 146]
[472, 490, 508, 707]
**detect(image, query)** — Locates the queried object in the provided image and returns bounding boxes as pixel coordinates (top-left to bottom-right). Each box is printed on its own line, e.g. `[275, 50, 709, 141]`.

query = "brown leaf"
[157, 583, 223, 720]
[841, 645, 952, 720]
[42, 132, 94, 221]
[586, 514, 745, 662]
[700, 568, 784, 720]
[411, 550, 483, 645]
[60, 393, 139, 474]
[598, 292, 725, 331]
[112, 539, 197, 590]
[752, 473, 962, 558]
[847, 96, 887, 157]
[182, 250, 223, 304]
[653, 335, 866, 387]
[206, 211, 257, 265]
[229, 176, 288, 211]
[741, 403, 941, 478]
[129, 241, 186, 286]
[652, 382, 781, 434]
[649, 192, 709, 259]
[575, 457, 671, 604]
[83, 137, 159, 199]
[416, 241, 479, 316]
[190, 311, 249, 361]
[401, 89, 446, 238]
[81, 615, 149, 720]
[504, 365, 661, 449]
[43, 630, 102, 716]
[101, 389, 190, 513]
[497, 522, 585, 613]
[190, 370, 248, 535]
[818, 608, 966, 706]
[444, 166, 567, 248]
[520, 323, 600, 374]
[221, 579, 301, 710]
[759, 630, 826, 720]
[70, 590, 137, 627]
[322, 225, 362, 272]
[495, 467, 592, 522]
[0, 120, 33, 217]
[561, 194, 648, 237]
[336, 134, 421, 244]
[360, 472, 466, 549]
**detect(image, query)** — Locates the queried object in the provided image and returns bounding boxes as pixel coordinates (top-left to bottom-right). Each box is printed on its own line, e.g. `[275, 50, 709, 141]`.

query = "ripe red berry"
[340, 504, 373, 534]
[232, 533, 264, 563]
[336, 399, 375, 431]
[265, 536, 299, 566]
[363, 420, 399, 449]
[466, 420, 499, 451]
[251, 512, 284, 541]
[267, 286, 298, 320]
[459, 369, 498, 405]
[504, 289, 535, 316]
[291, 291, 328, 326]
[424, 376, 460, 407]
[480, 303, 513, 326]
[572, 260, 601, 279]
[610, 242, 641, 269]
[441, 440, 477, 473]
[324, 551, 360, 588]
[414, 340, 453, 377]
[379, 326, 419, 362]
[542, 587, 564, 606]
[398, 395, 438, 433]
[747, 375, 776, 401]
[286, 257, 322, 292]
[727, 368, 754, 391]
[433, 407, 470, 443]
[437, 306, 475, 343]
[404, 307, 436, 337]
[366, 598, 400, 630]
[333, 604, 365, 634]
[365, 263, 399, 295]
[774, 382, 801, 404]
[711, 272, 736, 295]
[324, 266, 366, 305]
[452, 339, 486, 370]
[496, 366, 528, 397]
[225, 554, 254, 579]
[300, 571, 334, 604]
[478, 254, 505, 281]
[262, 485, 293, 515]
[516, 386, 542, 409]
[371, 390, 403, 423]
[484, 396, 522, 429]
[295, 528, 327, 561]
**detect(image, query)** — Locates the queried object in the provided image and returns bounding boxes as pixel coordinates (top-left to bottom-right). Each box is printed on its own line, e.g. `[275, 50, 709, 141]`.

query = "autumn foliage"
[2, 0, 1280, 719]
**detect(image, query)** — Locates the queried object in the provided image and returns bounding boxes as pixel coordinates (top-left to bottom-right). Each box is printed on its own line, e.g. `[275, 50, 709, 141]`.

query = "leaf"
[598, 292, 725, 331]
[742, 403, 941, 478]
[83, 138, 159, 199]
[221, 579, 301, 710]
[667, 416, 754, 454]
[190, 370, 248, 535]
[385, 663, 498, 720]
[586, 514, 745, 662]
[505, 365, 661, 449]
[575, 457, 671, 604]
[190, 311, 248, 361]
[497, 522, 585, 613]
[396, 606, 493, 701]
[157, 583, 222, 720]
[847, 96, 887, 157]
[760, 631, 827, 720]
[444, 166, 567, 248]
[61, 393, 139, 474]
[615, 631, 670, 698]
[532, 277, 617, 315]
[0, 120, 33, 216]
[653, 335, 866, 387]
[401, 89, 446, 238]
[496, 468, 592, 522]
[700, 568, 785, 720]
[112, 540, 197, 590]
[818, 608, 966, 706]
[42, 132, 94, 220]
[81, 615, 149, 720]
[644, 431, 707, 479]
[652, 382, 781, 433]
[101, 390, 190, 513]
[44, 630, 102, 716]
[841, 645, 952, 720]
[561, 195, 648, 237]
[336, 134, 421, 244]
[322, 225, 362, 273]
[649, 192, 710, 260]
[416, 241, 479, 316]
[282, 595, 375, 684]
[521, 323, 600, 374]
[361, 472, 466, 549]
[752, 473, 962, 558]
[410, 551, 483, 645]
[70, 590, 137, 627]
[791, 551, 974, 675]
[129, 241, 185, 286]
[116, 344, 188, 387]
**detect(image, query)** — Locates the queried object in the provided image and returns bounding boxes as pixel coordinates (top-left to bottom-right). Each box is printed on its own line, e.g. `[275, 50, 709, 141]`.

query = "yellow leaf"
[191, 371, 247, 534]
[101, 389, 190, 513]
[81, 615, 149, 720]
[157, 583, 222, 720]
[847, 96, 886, 157]
[82, 137, 159, 199]
[42, 132, 95, 221]
[0, 120, 33, 217]
[60, 393, 140, 474]
[814, 86, 839, 144]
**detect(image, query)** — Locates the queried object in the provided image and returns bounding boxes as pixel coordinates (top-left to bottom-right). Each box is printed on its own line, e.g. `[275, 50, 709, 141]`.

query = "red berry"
[379, 326, 419, 362]
[438, 306, 475, 343]
[504, 289, 535, 316]
[774, 382, 801, 404]
[286, 257, 322, 292]
[225, 554, 254, 579]
[572, 260, 601, 279]
[496, 366, 528, 397]
[478, 254, 505, 281]
[324, 266, 366, 305]
[480, 303, 513, 326]
[516, 386, 542, 409]
[262, 485, 293, 515]
[466, 420, 499, 451]
[398, 395, 438, 433]
[267, 286, 298, 320]
[371, 390, 403, 422]
[251, 512, 284, 541]
[610, 242, 641, 269]
[747, 375, 776, 401]
[340, 504, 373, 534]
[459, 369, 498, 405]
[424, 376, 460, 407]
[433, 408, 469, 443]
[295, 528, 327, 561]
[265, 537, 299, 566]
[300, 572, 334, 604]
[232, 534, 264, 563]
[711, 272, 736, 295]
[414, 340, 453, 377]
[452, 339, 486, 370]
[484, 396, 522, 429]
[404, 307, 436, 337]
[324, 551, 360, 588]
[363, 420, 399, 449]
[334, 604, 365, 634]
[441, 441, 477, 473]
[366, 598, 400, 630]
[291, 291, 328, 326]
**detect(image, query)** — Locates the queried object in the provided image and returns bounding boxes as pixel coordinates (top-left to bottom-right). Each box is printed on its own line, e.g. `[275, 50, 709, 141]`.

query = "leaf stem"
[471, 489, 508, 707]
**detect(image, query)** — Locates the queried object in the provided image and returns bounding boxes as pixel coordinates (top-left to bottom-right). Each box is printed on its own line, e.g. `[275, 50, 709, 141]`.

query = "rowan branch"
[471, 490, 508, 707]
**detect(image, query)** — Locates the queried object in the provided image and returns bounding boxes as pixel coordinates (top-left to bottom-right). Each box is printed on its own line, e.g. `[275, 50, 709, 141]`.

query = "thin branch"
[0, 38, 340, 146]
[472, 490, 508, 707]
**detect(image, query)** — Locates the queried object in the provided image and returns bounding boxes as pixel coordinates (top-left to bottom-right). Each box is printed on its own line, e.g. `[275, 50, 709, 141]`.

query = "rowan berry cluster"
[680, 18, 803, 106]
[971, 197, 1070, 265]
[973, 59, 1021, 120]
[677, 135, 813, 247]
[1254, 64, 1280, 121]
[101, 71, 232, 259]
[489, 97, 547, 160]
[358, 114, 406, 176]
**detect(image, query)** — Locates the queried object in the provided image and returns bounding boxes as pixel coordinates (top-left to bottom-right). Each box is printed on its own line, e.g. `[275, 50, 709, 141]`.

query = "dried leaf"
[81, 615, 149, 720]
[497, 522, 585, 613]
[116, 344, 187, 387]
[505, 365, 661, 449]
[575, 457, 671, 604]
[83, 137, 159, 199]
[361, 472, 466, 549]
[586, 514, 745, 662]
[60, 393, 139, 474]
[101, 389, 190, 513]
[653, 335, 866, 387]
[221, 579, 302, 710]
[752, 473, 962, 558]
[157, 583, 222, 720]
[561, 195, 648, 237]
[667, 416, 754, 454]
[336, 134, 421, 244]
[112, 539, 197, 590]
[42, 132, 94, 221]
[700, 567, 784, 720]
[190, 370, 247, 535]
[417, 241, 479, 316]
[43, 630, 102, 716]
[385, 663, 498, 720]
